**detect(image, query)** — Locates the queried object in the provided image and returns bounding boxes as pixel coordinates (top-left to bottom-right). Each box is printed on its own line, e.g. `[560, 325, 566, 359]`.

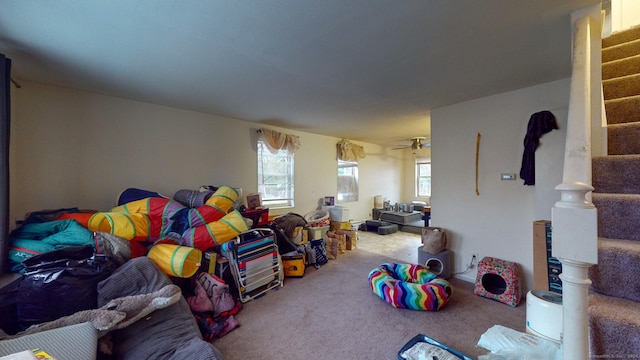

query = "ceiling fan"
[392, 137, 430, 150]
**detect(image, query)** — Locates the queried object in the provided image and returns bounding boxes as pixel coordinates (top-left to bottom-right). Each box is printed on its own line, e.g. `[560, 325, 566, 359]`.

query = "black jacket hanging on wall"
[519, 110, 558, 185]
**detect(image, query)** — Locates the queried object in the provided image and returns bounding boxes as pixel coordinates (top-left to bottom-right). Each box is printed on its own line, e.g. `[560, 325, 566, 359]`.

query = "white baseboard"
[454, 273, 476, 283]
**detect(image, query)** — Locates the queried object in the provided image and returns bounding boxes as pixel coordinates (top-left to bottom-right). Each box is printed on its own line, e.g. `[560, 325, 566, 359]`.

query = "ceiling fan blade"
[392, 136, 429, 150]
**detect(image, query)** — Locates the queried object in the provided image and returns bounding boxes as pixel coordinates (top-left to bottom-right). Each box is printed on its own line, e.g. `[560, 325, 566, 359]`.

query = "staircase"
[588, 25, 640, 357]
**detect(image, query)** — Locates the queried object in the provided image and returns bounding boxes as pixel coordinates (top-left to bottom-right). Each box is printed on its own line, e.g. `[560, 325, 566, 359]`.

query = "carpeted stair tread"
[602, 38, 640, 63]
[593, 155, 640, 194]
[589, 291, 640, 357]
[608, 122, 640, 155]
[590, 24, 640, 358]
[589, 237, 640, 302]
[602, 54, 640, 80]
[604, 95, 640, 125]
[603, 73, 640, 100]
[602, 25, 640, 48]
[592, 193, 640, 241]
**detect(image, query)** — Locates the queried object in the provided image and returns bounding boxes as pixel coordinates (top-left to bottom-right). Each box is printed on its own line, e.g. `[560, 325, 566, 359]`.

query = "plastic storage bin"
[307, 226, 329, 240]
[329, 206, 349, 221]
[398, 334, 473, 360]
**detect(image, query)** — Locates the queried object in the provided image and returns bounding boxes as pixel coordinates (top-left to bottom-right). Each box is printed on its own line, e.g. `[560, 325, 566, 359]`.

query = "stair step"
[603, 38, 640, 63]
[593, 155, 640, 194]
[589, 31, 640, 356]
[602, 25, 640, 48]
[603, 54, 640, 80]
[592, 193, 640, 241]
[608, 122, 640, 155]
[589, 238, 640, 302]
[605, 94, 640, 125]
[589, 291, 640, 357]
[603, 73, 640, 100]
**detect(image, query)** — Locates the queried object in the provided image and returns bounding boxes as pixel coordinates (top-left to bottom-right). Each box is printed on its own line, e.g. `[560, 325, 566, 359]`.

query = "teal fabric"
[8, 220, 94, 273]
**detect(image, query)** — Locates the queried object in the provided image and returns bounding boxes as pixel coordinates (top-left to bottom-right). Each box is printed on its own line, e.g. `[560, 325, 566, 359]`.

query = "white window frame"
[257, 139, 294, 208]
[337, 160, 359, 202]
[416, 158, 431, 198]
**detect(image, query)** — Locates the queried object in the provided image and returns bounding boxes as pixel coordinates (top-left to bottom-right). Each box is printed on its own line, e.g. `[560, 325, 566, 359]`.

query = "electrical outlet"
[471, 252, 480, 268]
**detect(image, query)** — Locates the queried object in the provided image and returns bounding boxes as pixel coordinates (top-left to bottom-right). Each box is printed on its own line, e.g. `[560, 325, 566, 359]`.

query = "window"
[338, 160, 358, 202]
[257, 139, 294, 208]
[416, 159, 431, 197]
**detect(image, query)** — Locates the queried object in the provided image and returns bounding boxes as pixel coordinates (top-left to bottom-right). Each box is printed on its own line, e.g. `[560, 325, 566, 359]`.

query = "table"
[240, 208, 269, 228]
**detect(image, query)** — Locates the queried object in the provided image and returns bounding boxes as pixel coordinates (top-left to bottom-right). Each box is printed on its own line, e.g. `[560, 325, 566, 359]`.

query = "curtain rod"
[10, 77, 21, 89]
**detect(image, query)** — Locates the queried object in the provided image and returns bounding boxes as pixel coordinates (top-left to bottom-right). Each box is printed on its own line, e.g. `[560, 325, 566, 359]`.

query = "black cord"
[452, 255, 476, 275]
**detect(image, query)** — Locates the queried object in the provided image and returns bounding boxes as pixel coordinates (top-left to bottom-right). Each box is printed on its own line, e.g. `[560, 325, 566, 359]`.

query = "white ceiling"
[0, 0, 600, 147]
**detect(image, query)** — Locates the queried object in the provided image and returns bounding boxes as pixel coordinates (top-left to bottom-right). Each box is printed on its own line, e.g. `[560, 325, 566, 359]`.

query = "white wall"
[10, 82, 403, 228]
[400, 147, 431, 205]
[9, 78, 571, 289]
[611, 0, 640, 32]
[431, 78, 570, 290]
[355, 145, 404, 221]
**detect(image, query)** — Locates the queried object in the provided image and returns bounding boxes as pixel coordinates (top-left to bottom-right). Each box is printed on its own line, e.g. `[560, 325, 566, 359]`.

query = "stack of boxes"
[533, 220, 563, 293]
[281, 205, 358, 277]
[329, 206, 357, 251]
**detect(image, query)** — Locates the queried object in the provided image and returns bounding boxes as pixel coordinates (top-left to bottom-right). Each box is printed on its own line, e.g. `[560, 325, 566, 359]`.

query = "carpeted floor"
[213, 230, 526, 359]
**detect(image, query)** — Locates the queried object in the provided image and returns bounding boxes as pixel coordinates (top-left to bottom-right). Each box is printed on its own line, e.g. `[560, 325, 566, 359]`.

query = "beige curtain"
[337, 139, 366, 161]
[259, 128, 300, 155]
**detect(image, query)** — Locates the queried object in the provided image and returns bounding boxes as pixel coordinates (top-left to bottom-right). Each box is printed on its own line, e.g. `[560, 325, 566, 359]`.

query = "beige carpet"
[213, 230, 526, 359]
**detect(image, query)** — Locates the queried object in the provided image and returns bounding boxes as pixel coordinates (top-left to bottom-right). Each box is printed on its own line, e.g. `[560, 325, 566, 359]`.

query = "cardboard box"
[346, 230, 357, 250]
[330, 221, 352, 231]
[533, 220, 563, 293]
[336, 229, 357, 250]
[533, 220, 549, 290]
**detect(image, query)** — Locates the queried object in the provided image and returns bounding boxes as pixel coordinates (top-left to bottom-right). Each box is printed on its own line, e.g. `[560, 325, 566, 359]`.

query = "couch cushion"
[97, 257, 223, 360]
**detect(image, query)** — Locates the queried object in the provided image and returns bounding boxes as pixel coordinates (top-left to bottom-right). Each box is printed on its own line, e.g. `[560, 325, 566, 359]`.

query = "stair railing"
[551, 14, 601, 360]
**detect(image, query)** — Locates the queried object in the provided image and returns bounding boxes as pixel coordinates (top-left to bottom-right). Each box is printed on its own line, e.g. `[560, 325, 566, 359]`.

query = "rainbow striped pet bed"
[368, 263, 452, 311]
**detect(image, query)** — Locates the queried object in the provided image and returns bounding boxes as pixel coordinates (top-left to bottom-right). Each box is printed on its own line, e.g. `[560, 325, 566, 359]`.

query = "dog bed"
[368, 263, 452, 311]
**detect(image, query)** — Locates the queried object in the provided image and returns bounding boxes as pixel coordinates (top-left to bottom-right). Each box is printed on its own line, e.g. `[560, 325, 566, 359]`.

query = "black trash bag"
[17, 245, 117, 330]
[0, 277, 22, 335]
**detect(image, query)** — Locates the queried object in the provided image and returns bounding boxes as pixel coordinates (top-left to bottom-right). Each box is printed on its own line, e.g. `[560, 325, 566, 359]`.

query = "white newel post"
[552, 182, 598, 360]
[558, 8, 602, 360]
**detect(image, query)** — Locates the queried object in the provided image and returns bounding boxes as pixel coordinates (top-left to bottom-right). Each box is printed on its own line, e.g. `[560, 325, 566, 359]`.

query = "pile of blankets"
[8, 185, 250, 273]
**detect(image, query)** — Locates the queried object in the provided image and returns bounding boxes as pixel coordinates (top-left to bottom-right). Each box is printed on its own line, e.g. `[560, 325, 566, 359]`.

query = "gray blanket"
[97, 256, 224, 360]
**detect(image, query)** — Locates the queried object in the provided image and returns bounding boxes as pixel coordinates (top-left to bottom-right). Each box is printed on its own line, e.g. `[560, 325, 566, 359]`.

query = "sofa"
[0, 256, 224, 360]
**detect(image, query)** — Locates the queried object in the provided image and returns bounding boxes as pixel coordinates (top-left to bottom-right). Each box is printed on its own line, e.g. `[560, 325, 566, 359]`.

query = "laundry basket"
[304, 210, 330, 227]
